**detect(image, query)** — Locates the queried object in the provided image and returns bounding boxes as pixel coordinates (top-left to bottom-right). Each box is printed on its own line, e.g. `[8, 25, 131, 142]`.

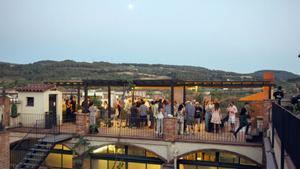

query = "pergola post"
[171, 83, 174, 115]
[268, 86, 272, 99]
[183, 85, 186, 103]
[108, 85, 112, 117]
[84, 83, 88, 113]
[77, 85, 81, 105]
[131, 87, 135, 105]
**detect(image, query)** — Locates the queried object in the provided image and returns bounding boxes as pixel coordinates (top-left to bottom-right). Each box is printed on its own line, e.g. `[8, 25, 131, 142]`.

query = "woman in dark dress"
[233, 102, 251, 138]
[66, 99, 72, 122]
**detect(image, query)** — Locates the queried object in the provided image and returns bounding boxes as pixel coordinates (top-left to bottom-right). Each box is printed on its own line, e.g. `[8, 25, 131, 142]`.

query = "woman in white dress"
[211, 102, 222, 133]
[227, 102, 238, 132]
[177, 104, 185, 135]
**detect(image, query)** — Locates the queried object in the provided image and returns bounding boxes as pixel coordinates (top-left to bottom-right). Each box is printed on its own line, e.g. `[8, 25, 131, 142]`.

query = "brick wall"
[163, 118, 177, 142]
[76, 113, 89, 135]
[0, 131, 10, 169]
[249, 100, 272, 129]
[0, 96, 11, 127]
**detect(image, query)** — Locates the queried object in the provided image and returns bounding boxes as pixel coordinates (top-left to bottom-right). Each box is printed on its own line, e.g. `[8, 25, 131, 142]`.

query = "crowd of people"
[63, 94, 253, 138]
[80, 96, 253, 137]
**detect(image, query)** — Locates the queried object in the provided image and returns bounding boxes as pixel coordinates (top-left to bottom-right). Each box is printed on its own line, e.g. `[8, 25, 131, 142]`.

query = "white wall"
[17, 92, 45, 126]
[72, 137, 262, 164]
[17, 90, 63, 127]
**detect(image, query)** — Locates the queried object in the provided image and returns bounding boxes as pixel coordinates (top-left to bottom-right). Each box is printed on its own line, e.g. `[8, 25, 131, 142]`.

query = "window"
[128, 145, 145, 156]
[219, 152, 239, 164]
[26, 97, 34, 107]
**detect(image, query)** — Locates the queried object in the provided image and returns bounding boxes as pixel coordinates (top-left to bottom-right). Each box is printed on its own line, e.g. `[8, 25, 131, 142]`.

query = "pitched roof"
[17, 84, 56, 92]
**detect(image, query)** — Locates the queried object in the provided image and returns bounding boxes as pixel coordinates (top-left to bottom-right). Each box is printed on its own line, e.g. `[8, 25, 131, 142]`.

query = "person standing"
[164, 100, 171, 117]
[139, 101, 148, 128]
[71, 96, 77, 122]
[211, 102, 222, 133]
[124, 98, 132, 127]
[88, 102, 98, 126]
[130, 102, 138, 128]
[152, 100, 159, 132]
[194, 102, 203, 133]
[273, 86, 284, 105]
[204, 100, 214, 132]
[66, 99, 72, 122]
[145, 100, 152, 127]
[233, 102, 252, 138]
[156, 107, 164, 136]
[177, 104, 185, 135]
[185, 101, 195, 134]
[173, 101, 179, 117]
[103, 101, 108, 114]
[227, 102, 238, 132]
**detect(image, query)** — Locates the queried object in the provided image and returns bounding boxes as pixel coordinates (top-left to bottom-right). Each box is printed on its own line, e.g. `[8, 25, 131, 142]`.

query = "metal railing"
[176, 119, 248, 144]
[96, 117, 162, 140]
[9, 113, 263, 144]
[272, 103, 300, 169]
[10, 113, 45, 128]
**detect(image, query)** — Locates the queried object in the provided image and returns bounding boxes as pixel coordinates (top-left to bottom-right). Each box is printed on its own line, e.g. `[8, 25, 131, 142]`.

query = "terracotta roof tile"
[17, 84, 56, 92]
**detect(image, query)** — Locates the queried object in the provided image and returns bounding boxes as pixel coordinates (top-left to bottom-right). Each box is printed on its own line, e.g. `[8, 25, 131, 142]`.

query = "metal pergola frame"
[45, 79, 275, 114]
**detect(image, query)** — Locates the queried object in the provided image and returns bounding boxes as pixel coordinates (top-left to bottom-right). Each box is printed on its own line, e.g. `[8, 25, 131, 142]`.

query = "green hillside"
[0, 60, 299, 89]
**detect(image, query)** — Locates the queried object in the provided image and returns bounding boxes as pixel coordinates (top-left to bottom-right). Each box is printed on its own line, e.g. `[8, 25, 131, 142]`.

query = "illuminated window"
[197, 152, 203, 161]
[240, 157, 256, 166]
[128, 146, 145, 156]
[219, 152, 239, 164]
[146, 151, 158, 158]
[202, 151, 216, 162]
[93, 146, 108, 154]
[184, 153, 196, 161]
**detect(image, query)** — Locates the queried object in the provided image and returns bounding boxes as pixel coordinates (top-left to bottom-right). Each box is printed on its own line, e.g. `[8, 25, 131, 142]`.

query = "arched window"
[178, 150, 261, 169]
[90, 144, 164, 169]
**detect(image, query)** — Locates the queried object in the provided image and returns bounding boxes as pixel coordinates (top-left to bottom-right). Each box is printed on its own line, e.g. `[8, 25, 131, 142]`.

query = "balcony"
[8, 114, 262, 146]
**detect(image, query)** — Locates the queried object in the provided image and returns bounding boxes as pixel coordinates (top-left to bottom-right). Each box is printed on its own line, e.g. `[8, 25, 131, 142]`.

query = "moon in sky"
[128, 3, 134, 10]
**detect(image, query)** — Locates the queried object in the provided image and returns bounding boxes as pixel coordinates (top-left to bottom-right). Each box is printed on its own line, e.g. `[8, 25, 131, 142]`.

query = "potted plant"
[89, 124, 99, 134]
[10, 103, 20, 127]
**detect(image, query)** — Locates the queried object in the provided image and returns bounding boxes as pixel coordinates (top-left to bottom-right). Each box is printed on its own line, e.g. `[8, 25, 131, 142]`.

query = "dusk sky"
[0, 0, 299, 74]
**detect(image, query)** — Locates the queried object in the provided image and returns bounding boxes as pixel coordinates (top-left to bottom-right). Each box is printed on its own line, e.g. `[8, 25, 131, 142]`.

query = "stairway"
[14, 134, 72, 169]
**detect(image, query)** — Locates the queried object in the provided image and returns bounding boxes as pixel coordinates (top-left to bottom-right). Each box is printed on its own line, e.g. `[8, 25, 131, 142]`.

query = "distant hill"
[250, 70, 300, 82]
[0, 60, 299, 88]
